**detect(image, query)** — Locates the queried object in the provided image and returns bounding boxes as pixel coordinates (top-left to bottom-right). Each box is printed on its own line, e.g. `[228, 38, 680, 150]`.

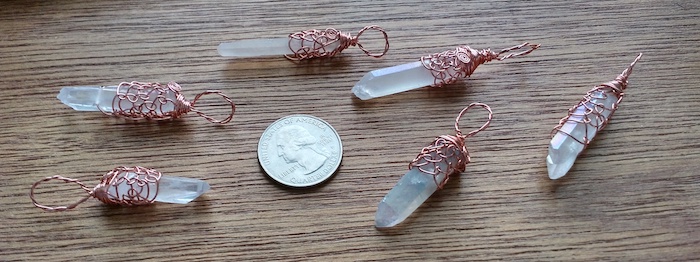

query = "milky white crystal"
[352, 61, 437, 100]
[218, 37, 341, 58]
[57, 86, 176, 113]
[108, 174, 210, 204]
[546, 90, 618, 180]
[375, 146, 460, 228]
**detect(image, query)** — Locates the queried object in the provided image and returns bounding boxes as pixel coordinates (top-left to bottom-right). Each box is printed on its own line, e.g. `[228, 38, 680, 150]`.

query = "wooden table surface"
[2, 0, 699, 261]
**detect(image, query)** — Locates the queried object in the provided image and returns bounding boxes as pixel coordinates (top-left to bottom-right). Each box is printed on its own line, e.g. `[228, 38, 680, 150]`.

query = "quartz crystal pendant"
[218, 37, 337, 58]
[58, 81, 236, 124]
[94, 167, 210, 205]
[58, 84, 173, 113]
[30, 166, 210, 211]
[353, 42, 539, 100]
[218, 25, 389, 61]
[547, 54, 642, 180]
[376, 142, 461, 228]
[375, 103, 492, 228]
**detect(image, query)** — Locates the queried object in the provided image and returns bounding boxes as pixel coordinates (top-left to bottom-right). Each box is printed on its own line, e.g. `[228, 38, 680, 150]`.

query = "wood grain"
[1, 0, 699, 261]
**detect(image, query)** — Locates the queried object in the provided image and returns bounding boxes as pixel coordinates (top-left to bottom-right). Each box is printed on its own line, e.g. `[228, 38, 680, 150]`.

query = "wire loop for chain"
[30, 175, 94, 211]
[100, 81, 235, 124]
[421, 43, 540, 87]
[409, 103, 493, 189]
[455, 103, 493, 139]
[286, 25, 389, 60]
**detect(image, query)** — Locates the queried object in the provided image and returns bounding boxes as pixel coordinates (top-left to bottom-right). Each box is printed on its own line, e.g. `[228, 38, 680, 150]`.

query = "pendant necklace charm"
[352, 42, 540, 100]
[547, 53, 642, 180]
[375, 103, 493, 228]
[30, 166, 211, 211]
[58, 81, 236, 124]
[218, 25, 389, 61]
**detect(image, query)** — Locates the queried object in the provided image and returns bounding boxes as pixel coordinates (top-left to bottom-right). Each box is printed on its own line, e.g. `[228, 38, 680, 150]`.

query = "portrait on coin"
[276, 125, 328, 176]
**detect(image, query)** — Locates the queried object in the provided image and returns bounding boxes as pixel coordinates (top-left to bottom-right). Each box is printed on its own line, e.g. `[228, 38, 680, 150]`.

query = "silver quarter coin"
[257, 115, 343, 187]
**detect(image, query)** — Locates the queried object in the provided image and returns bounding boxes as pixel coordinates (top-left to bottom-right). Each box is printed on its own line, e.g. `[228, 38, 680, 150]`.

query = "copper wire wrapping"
[104, 81, 236, 124]
[420, 42, 540, 87]
[409, 103, 493, 189]
[285, 25, 389, 61]
[551, 54, 642, 147]
[30, 166, 162, 211]
[92, 166, 162, 206]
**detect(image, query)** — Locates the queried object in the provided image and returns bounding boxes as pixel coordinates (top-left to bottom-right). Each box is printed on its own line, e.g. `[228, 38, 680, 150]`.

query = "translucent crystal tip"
[546, 154, 573, 180]
[351, 82, 373, 100]
[154, 176, 211, 204]
[375, 201, 400, 228]
[57, 86, 102, 111]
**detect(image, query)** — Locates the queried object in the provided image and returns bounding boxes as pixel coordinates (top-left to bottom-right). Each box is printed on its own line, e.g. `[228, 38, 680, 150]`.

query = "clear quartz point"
[109, 175, 210, 204]
[352, 61, 436, 100]
[57, 86, 118, 112]
[58, 86, 177, 114]
[375, 147, 459, 228]
[218, 37, 341, 58]
[546, 90, 617, 179]
[154, 176, 210, 204]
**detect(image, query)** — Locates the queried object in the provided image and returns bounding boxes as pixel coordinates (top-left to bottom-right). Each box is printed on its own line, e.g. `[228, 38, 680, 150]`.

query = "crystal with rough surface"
[109, 174, 210, 204]
[218, 37, 340, 58]
[375, 147, 458, 228]
[352, 61, 436, 100]
[57, 86, 176, 113]
[546, 90, 617, 180]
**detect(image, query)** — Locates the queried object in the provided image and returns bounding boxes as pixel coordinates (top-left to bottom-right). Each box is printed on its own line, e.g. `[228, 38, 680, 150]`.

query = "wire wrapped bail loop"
[408, 103, 493, 189]
[103, 81, 235, 124]
[455, 102, 494, 139]
[353, 25, 390, 58]
[493, 42, 541, 61]
[30, 175, 94, 211]
[420, 43, 539, 88]
[285, 25, 389, 60]
[30, 166, 165, 211]
[190, 90, 236, 124]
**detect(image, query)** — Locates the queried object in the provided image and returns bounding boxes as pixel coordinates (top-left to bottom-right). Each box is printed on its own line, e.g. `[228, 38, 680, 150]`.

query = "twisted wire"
[30, 175, 94, 211]
[102, 81, 235, 124]
[285, 25, 389, 61]
[409, 103, 493, 189]
[29, 166, 162, 211]
[409, 135, 468, 189]
[420, 42, 540, 87]
[93, 166, 162, 206]
[105, 81, 189, 120]
[551, 53, 642, 147]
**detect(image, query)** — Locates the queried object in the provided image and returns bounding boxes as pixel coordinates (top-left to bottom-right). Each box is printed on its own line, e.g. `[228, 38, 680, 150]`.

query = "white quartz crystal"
[352, 61, 437, 100]
[375, 146, 459, 228]
[58, 86, 118, 112]
[218, 37, 341, 58]
[58, 86, 177, 114]
[546, 90, 618, 179]
[108, 174, 210, 204]
[154, 176, 210, 204]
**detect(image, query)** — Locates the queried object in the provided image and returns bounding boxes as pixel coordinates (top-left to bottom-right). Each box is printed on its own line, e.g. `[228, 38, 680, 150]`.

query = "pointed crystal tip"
[546, 154, 572, 180]
[352, 83, 373, 100]
[352, 61, 436, 100]
[57, 86, 101, 111]
[375, 201, 400, 228]
[154, 176, 211, 204]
